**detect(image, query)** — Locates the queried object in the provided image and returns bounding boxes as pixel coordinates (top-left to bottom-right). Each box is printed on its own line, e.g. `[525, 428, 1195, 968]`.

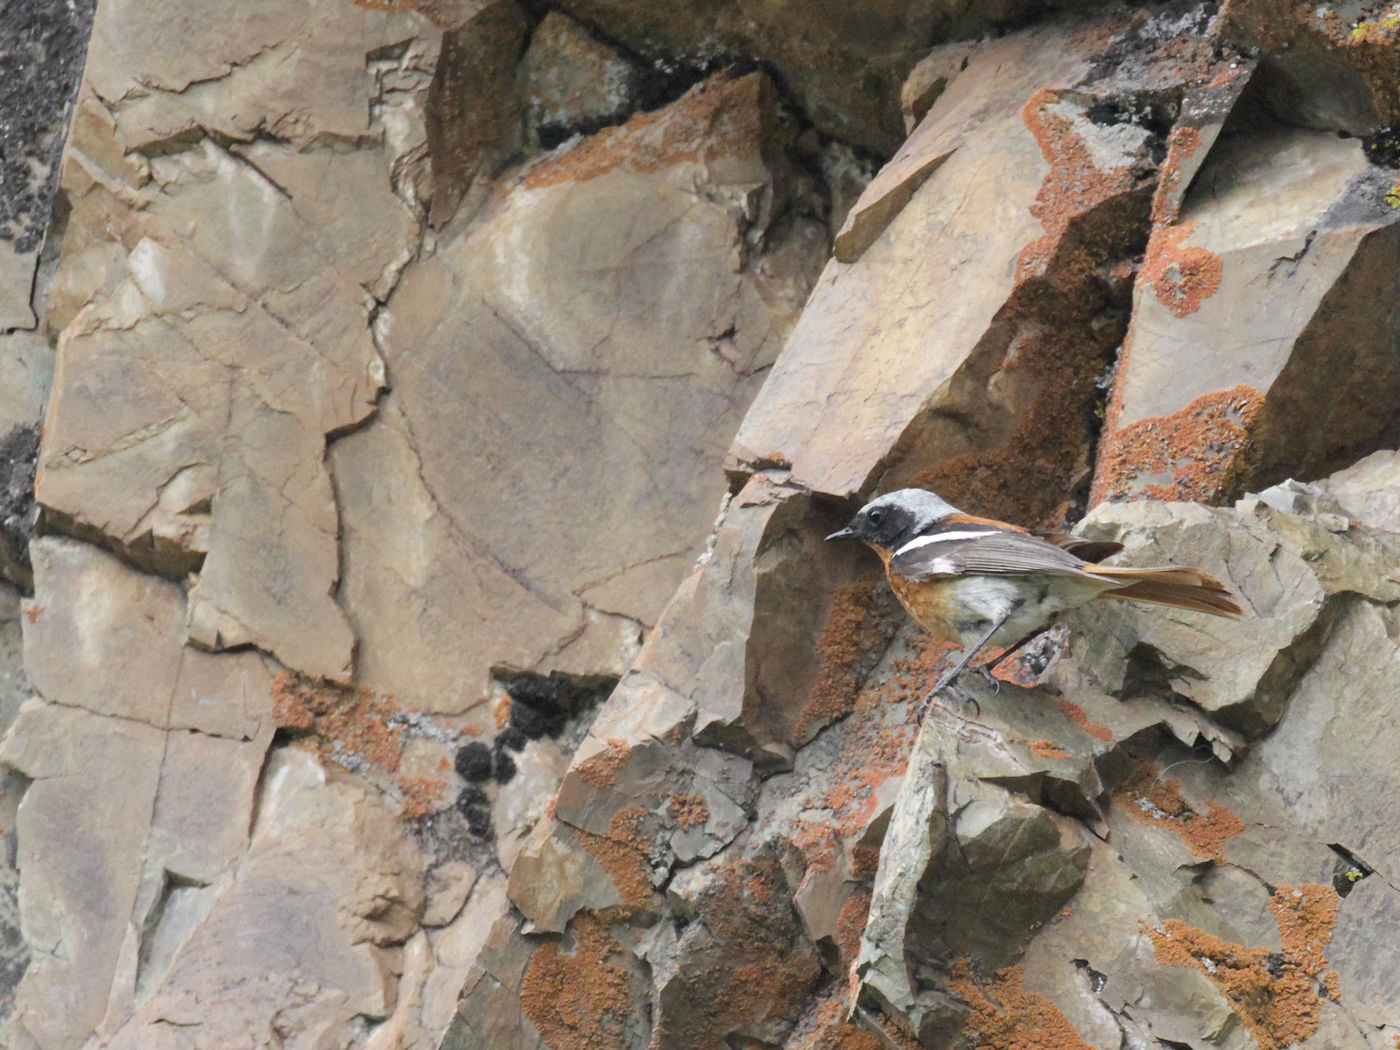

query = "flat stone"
[0, 701, 165, 1050]
[333, 73, 824, 710]
[24, 537, 275, 739]
[97, 747, 427, 1049]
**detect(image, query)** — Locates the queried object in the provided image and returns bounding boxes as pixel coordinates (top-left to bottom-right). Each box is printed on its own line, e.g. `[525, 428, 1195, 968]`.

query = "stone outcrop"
[4, 1, 1400, 1049]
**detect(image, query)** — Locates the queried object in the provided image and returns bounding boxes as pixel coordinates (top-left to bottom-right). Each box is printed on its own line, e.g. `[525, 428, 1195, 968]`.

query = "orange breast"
[887, 572, 959, 641]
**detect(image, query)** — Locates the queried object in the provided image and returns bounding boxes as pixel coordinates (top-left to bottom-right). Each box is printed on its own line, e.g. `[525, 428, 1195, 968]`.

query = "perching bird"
[826, 488, 1243, 702]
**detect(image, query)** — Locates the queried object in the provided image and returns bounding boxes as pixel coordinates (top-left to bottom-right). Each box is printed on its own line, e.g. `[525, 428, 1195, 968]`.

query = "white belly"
[944, 574, 1110, 647]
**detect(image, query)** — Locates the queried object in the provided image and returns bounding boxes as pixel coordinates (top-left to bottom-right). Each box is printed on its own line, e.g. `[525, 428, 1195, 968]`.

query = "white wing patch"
[892, 530, 998, 558]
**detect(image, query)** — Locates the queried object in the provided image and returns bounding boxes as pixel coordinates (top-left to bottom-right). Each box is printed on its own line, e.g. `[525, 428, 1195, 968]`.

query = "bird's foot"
[973, 663, 1002, 694]
[915, 675, 980, 722]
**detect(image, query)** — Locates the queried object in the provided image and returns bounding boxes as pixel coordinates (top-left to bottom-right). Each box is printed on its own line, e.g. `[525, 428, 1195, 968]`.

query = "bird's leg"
[917, 613, 1012, 720]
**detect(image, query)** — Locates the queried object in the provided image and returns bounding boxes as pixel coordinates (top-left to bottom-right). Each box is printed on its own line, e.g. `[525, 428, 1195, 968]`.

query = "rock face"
[5, 1, 1400, 1049]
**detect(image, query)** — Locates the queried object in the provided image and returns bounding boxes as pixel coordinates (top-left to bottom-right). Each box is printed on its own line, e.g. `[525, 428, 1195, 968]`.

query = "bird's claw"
[915, 675, 981, 722]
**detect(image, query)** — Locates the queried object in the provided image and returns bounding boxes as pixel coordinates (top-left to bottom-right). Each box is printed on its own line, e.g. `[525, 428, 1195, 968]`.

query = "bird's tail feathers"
[1087, 564, 1244, 618]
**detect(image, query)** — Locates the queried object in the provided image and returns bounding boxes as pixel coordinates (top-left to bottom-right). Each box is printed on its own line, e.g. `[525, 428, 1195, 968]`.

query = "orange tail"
[1086, 564, 1244, 618]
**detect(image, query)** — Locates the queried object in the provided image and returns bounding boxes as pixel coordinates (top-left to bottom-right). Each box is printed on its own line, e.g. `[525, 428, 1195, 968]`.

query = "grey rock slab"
[1320, 449, 1400, 533]
[0, 700, 164, 1050]
[1242, 600, 1400, 886]
[97, 746, 427, 1049]
[24, 537, 275, 739]
[1075, 500, 1328, 736]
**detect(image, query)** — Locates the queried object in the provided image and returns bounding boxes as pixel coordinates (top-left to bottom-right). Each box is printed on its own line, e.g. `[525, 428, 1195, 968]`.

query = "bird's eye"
[868, 509, 884, 526]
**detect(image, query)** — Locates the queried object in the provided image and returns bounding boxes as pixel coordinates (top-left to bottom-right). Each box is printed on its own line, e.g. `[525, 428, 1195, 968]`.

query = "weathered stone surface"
[734, 15, 1234, 525]
[17, 1, 1400, 1048]
[24, 538, 276, 738]
[0, 701, 165, 1050]
[551, 0, 1048, 155]
[334, 72, 825, 711]
[1092, 124, 1400, 505]
[522, 11, 638, 144]
[97, 747, 427, 1050]
[37, 0, 430, 681]
[0, 534, 287, 1050]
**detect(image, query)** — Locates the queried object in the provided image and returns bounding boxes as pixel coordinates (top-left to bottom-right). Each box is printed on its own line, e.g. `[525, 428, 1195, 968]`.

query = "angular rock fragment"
[426, 0, 528, 226]
[1093, 126, 1400, 504]
[521, 11, 639, 146]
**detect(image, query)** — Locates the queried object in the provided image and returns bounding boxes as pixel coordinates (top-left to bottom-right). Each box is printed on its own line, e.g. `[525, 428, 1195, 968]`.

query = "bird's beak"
[825, 526, 857, 542]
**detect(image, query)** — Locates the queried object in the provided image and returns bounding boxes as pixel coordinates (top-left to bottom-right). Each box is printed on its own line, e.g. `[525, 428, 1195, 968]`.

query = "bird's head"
[825, 488, 959, 552]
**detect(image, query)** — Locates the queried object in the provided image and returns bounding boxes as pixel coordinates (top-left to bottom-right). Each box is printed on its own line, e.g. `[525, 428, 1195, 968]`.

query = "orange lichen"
[849, 840, 882, 881]
[22, 605, 40, 624]
[521, 912, 640, 1050]
[271, 685, 316, 731]
[1113, 762, 1244, 861]
[270, 671, 405, 774]
[573, 806, 655, 918]
[396, 776, 447, 819]
[1029, 739, 1072, 760]
[835, 888, 873, 969]
[797, 577, 902, 739]
[1150, 125, 1202, 225]
[792, 822, 841, 876]
[574, 738, 632, 789]
[521, 72, 770, 191]
[1093, 383, 1264, 504]
[493, 696, 511, 729]
[1139, 219, 1223, 317]
[649, 852, 823, 1046]
[782, 987, 886, 1050]
[669, 793, 710, 830]
[1148, 883, 1341, 1050]
[948, 958, 1094, 1050]
[1016, 88, 1143, 285]
[1056, 700, 1113, 742]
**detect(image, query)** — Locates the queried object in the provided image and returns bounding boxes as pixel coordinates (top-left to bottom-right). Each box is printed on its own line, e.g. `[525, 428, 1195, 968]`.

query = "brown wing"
[890, 528, 1094, 581]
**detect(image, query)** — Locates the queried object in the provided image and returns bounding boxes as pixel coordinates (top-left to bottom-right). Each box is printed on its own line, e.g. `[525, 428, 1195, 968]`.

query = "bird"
[825, 488, 1243, 706]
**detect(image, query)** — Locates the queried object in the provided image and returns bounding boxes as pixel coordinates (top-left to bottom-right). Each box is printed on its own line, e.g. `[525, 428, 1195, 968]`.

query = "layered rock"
[6, 1, 1400, 1049]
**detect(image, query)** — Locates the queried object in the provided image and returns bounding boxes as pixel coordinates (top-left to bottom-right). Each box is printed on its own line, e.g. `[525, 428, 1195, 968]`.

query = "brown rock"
[96, 747, 427, 1049]
[1218, 0, 1400, 133]
[426, 0, 529, 227]
[522, 12, 638, 142]
[551, 0, 1040, 154]
[0, 701, 166, 1050]
[41, 0, 427, 679]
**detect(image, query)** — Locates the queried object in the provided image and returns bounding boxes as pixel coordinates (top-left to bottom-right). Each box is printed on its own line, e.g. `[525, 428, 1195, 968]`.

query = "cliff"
[2, 1, 1400, 1048]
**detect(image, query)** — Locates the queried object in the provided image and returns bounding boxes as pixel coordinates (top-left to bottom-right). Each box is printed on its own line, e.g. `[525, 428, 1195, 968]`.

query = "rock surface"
[5, 1, 1400, 1049]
